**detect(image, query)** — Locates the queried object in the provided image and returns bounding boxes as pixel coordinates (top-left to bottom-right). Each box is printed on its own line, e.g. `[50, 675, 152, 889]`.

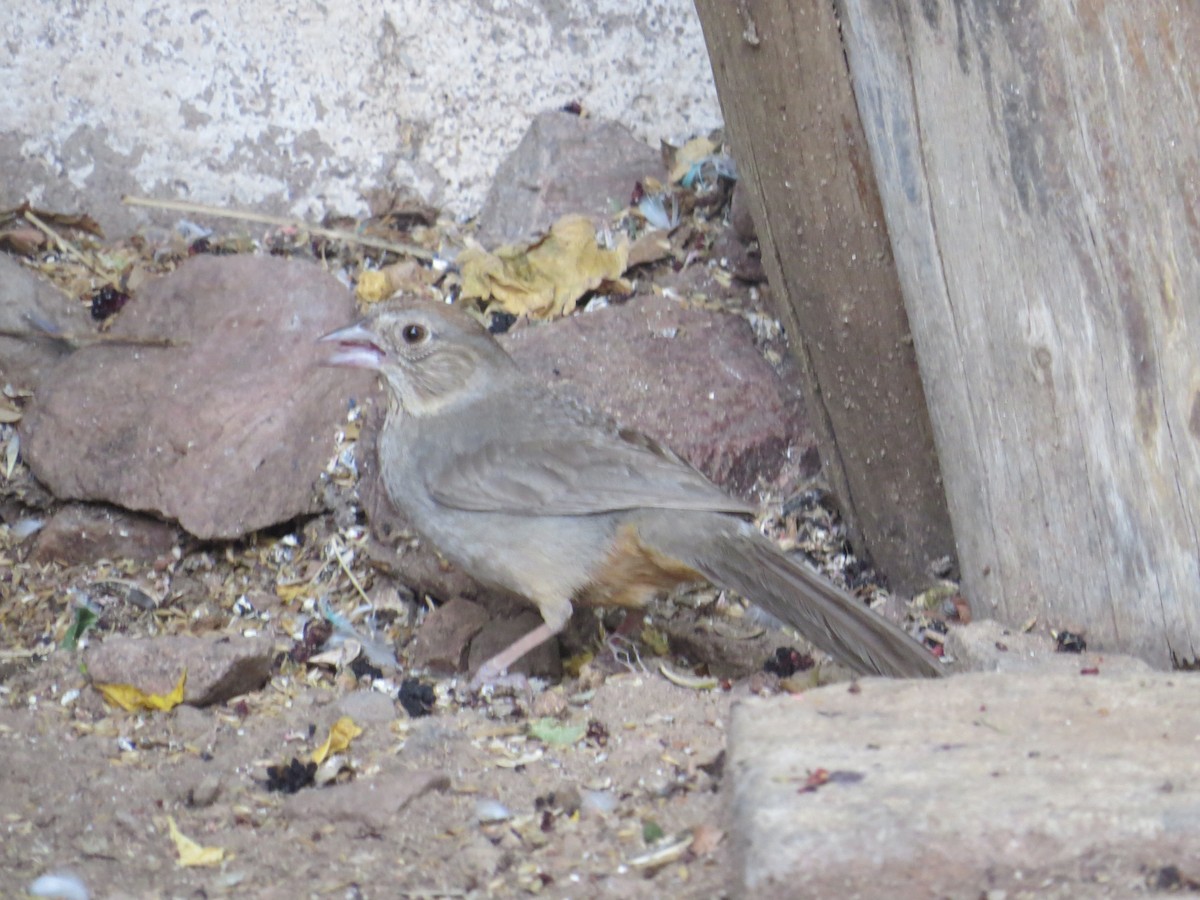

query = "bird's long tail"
[642, 514, 943, 678]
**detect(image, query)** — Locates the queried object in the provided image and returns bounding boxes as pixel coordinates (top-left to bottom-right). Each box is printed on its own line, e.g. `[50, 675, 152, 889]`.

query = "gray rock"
[29, 502, 181, 566]
[20, 254, 372, 538]
[946, 618, 1154, 675]
[85, 634, 274, 707]
[475, 111, 664, 247]
[727, 671, 1200, 898]
[179, 772, 222, 808]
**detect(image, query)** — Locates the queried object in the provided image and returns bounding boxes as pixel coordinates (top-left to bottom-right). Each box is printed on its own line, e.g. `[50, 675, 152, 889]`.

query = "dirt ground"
[0, 510, 834, 899]
[0, 177, 933, 899]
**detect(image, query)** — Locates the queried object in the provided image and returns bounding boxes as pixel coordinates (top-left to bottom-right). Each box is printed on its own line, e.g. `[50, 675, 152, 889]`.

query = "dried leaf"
[459, 215, 629, 319]
[640, 624, 670, 657]
[166, 816, 225, 867]
[275, 582, 310, 604]
[626, 229, 673, 269]
[310, 716, 362, 764]
[356, 269, 391, 303]
[95, 670, 186, 712]
[665, 136, 718, 184]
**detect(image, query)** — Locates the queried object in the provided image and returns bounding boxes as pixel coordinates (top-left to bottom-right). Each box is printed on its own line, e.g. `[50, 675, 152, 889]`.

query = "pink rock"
[407, 597, 490, 674]
[502, 293, 814, 496]
[468, 610, 563, 680]
[475, 110, 663, 247]
[85, 634, 274, 707]
[20, 255, 372, 539]
[29, 502, 181, 566]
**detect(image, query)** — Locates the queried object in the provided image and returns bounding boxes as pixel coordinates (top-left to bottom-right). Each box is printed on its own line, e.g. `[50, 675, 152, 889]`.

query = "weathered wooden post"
[693, 0, 957, 595]
[697, 0, 1200, 666]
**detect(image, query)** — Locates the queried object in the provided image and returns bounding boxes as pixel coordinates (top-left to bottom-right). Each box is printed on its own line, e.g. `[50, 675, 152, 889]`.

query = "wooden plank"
[838, 0, 1200, 665]
[693, 0, 956, 595]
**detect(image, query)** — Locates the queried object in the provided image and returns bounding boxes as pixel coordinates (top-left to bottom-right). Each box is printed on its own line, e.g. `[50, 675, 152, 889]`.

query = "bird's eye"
[401, 323, 428, 344]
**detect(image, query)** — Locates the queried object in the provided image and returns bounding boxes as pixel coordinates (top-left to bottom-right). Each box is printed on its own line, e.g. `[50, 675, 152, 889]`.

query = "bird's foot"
[465, 672, 528, 696]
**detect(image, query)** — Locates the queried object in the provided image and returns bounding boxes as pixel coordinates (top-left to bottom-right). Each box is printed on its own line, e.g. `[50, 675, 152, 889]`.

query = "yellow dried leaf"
[311, 716, 363, 764]
[166, 816, 225, 867]
[275, 582, 310, 604]
[356, 269, 391, 303]
[640, 624, 670, 657]
[95, 670, 186, 712]
[668, 136, 719, 183]
[380, 260, 437, 296]
[459, 214, 629, 319]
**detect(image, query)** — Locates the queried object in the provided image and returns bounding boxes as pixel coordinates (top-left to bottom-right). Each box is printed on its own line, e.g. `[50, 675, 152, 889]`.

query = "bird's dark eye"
[402, 323, 428, 344]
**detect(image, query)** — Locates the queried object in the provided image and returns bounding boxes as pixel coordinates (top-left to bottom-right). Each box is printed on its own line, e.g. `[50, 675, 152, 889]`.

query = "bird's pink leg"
[471, 622, 559, 687]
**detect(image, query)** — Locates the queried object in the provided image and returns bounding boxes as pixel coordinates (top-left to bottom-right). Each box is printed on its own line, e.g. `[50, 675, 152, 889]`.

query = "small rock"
[407, 597, 490, 674]
[29, 502, 181, 566]
[336, 689, 396, 724]
[468, 610, 562, 680]
[184, 773, 222, 808]
[530, 689, 569, 720]
[945, 619, 1153, 675]
[475, 110, 664, 247]
[283, 769, 449, 835]
[84, 634, 274, 707]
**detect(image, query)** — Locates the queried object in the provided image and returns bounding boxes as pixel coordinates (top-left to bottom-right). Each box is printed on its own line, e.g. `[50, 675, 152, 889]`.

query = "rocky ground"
[0, 113, 953, 898]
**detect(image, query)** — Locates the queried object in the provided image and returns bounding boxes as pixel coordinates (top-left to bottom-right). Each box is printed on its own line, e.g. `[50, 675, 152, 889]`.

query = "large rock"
[727, 670, 1200, 898]
[474, 111, 664, 247]
[21, 255, 371, 538]
[502, 293, 814, 496]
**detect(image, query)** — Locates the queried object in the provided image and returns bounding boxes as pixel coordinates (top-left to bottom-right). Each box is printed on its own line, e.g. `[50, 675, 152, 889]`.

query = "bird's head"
[319, 297, 517, 416]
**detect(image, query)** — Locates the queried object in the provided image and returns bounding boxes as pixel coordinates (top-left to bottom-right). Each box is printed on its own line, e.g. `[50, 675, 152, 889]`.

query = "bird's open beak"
[317, 322, 386, 369]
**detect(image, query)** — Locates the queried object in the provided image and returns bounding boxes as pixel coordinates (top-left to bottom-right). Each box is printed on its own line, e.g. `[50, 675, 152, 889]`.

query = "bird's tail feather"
[646, 516, 942, 678]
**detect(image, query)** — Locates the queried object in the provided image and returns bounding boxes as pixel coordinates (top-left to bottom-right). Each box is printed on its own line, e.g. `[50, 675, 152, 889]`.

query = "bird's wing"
[427, 427, 755, 517]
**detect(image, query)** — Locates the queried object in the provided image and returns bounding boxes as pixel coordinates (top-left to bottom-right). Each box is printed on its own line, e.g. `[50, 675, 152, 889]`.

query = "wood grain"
[693, 0, 957, 595]
[838, 0, 1200, 664]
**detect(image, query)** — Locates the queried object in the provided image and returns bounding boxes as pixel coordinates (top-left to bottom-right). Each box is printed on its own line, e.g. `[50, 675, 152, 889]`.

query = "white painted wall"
[1, 0, 721, 234]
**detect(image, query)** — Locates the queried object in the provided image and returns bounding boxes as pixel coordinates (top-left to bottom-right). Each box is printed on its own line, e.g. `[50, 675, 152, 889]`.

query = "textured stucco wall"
[0, 0, 720, 235]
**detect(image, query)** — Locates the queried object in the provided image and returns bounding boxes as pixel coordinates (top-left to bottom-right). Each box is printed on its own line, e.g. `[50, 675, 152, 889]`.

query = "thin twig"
[332, 542, 372, 606]
[23, 210, 106, 275]
[0, 323, 184, 350]
[122, 195, 435, 260]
